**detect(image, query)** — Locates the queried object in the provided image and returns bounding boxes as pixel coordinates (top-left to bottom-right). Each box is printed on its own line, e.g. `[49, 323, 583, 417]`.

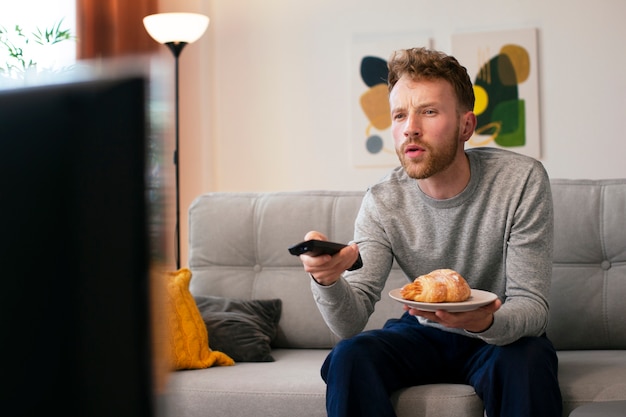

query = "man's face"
[390, 75, 466, 180]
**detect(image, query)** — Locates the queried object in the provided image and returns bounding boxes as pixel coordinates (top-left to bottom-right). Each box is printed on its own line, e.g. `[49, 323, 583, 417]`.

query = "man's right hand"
[299, 231, 360, 286]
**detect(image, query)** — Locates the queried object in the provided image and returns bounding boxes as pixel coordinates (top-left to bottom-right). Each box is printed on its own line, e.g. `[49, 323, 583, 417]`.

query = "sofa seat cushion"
[391, 384, 483, 417]
[164, 349, 626, 417]
[569, 400, 626, 417]
[165, 349, 484, 417]
[166, 349, 327, 417]
[558, 350, 626, 416]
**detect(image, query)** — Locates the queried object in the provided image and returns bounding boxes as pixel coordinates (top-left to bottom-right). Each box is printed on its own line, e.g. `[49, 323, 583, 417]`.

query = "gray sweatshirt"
[311, 147, 554, 346]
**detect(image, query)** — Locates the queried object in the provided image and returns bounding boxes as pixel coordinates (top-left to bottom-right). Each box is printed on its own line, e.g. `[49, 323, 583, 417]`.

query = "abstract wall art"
[452, 28, 541, 158]
[351, 34, 431, 167]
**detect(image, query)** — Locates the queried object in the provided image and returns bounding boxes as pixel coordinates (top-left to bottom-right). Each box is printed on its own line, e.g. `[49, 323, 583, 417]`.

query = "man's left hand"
[404, 298, 502, 333]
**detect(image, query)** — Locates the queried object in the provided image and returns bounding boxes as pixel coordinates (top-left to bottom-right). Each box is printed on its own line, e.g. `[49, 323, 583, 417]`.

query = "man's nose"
[404, 113, 421, 138]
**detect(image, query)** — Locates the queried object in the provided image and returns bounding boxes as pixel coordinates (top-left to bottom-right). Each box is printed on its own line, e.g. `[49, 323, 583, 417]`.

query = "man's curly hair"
[387, 47, 475, 113]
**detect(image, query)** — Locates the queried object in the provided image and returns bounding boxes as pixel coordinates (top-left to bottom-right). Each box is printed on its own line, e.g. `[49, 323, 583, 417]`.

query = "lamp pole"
[165, 41, 187, 270]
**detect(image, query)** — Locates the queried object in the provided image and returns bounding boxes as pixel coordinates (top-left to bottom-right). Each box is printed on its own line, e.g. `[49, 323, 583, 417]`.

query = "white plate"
[388, 288, 498, 312]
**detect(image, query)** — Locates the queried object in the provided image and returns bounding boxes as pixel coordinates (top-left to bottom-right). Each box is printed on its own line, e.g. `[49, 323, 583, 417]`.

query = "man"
[299, 47, 562, 417]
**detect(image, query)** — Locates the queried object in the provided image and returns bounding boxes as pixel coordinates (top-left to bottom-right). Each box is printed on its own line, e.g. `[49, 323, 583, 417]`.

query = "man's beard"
[396, 126, 460, 180]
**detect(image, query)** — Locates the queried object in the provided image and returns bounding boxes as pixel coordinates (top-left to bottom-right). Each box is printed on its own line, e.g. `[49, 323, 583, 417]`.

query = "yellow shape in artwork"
[360, 83, 391, 131]
[499, 44, 530, 85]
[473, 84, 489, 116]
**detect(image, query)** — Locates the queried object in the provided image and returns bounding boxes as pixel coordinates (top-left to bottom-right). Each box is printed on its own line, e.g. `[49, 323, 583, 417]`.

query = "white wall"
[207, 0, 626, 192]
[160, 0, 626, 265]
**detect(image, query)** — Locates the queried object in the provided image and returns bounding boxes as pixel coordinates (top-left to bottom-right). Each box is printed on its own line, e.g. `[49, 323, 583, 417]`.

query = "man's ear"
[460, 111, 477, 143]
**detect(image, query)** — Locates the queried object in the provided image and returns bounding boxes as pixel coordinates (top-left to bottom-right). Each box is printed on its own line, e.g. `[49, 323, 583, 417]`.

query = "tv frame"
[0, 75, 159, 417]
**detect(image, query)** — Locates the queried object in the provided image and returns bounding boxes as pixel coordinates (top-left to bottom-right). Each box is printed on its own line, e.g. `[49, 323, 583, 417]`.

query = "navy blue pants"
[321, 313, 562, 417]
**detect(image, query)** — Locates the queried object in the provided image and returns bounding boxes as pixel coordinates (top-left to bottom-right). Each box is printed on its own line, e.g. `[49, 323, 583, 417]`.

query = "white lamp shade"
[143, 13, 209, 44]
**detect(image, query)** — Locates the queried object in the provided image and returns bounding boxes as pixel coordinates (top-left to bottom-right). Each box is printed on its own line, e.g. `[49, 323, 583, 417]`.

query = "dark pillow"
[194, 295, 282, 362]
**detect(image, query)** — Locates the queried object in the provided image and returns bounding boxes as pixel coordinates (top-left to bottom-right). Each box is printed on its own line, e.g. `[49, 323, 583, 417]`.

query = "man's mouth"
[404, 144, 425, 158]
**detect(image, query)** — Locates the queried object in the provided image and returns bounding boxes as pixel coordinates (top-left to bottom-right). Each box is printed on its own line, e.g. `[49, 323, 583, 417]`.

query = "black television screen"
[0, 76, 159, 417]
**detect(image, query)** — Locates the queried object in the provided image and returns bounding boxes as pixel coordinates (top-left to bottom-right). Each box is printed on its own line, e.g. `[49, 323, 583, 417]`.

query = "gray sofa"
[165, 179, 626, 417]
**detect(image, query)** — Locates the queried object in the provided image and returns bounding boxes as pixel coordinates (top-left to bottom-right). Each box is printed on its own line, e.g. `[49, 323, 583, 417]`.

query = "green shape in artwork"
[493, 99, 526, 147]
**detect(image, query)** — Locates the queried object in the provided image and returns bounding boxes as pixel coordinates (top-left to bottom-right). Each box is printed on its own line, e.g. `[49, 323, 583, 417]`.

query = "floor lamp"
[143, 12, 209, 269]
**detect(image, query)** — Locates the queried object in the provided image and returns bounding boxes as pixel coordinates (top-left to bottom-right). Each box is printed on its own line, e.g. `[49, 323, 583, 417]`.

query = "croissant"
[400, 269, 471, 303]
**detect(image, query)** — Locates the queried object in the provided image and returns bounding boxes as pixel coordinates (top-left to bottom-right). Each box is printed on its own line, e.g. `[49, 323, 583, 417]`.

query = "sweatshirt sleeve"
[310, 191, 395, 339]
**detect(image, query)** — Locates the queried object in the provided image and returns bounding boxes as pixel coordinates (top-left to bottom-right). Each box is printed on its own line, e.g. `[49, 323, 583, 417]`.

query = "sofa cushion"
[166, 349, 484, 417]
[558, 350, 626, 415]
[188, 191, 368, 349]
[165, 269, 234, 370]
[569, 400, 626, 417]
[548, 180, 626, 349]
[194, 295, 282, 362]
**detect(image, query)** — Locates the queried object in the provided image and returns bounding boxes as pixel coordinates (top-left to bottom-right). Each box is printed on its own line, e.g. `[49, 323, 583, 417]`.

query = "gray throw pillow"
[194, 295, 282, 362]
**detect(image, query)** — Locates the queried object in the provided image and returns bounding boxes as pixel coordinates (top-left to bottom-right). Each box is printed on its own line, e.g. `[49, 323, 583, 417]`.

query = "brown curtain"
[76, 0, 159, 59]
